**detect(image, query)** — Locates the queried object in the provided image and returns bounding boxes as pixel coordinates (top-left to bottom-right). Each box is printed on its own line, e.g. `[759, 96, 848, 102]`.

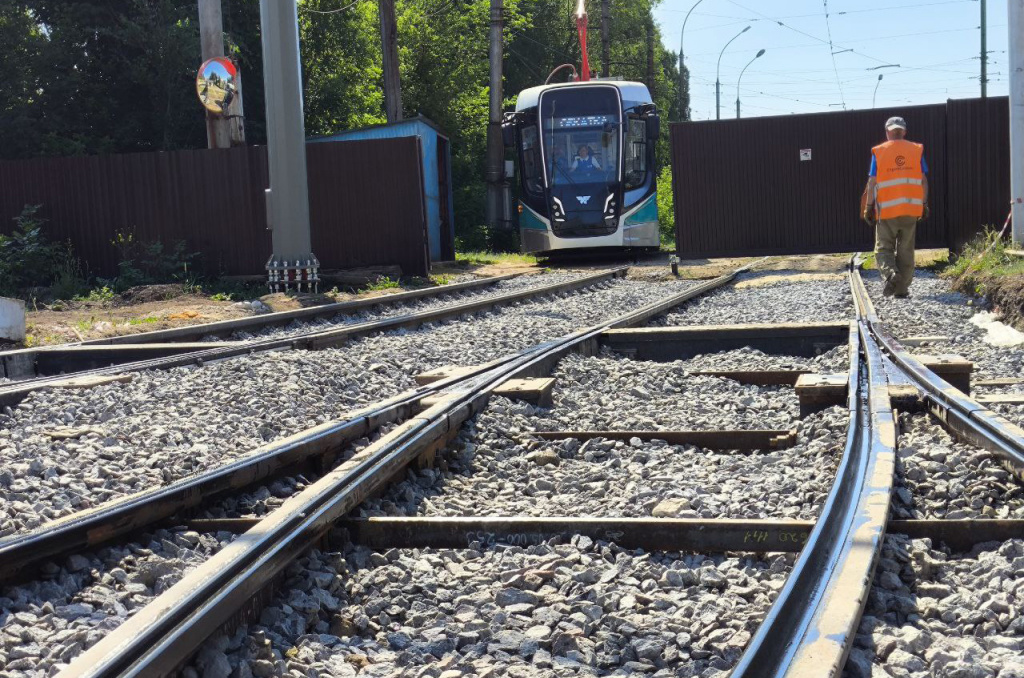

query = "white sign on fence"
[800, 149, 812, 161]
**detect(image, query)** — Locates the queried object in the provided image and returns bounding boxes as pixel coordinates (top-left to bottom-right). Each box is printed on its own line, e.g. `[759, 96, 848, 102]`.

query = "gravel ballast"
[0, 527, 228, 675]
[192, 540, 793, 677]
[233, 272, 596, 342]
[846, 534, 1024, 678]
[864, 270, 1024, 380]
[657, 273, 852, 327]
[358, 346, 849, 523]
[359, 398, 846, 523]
[891, 414, 1024, 521]
[0, 278, 696, 537]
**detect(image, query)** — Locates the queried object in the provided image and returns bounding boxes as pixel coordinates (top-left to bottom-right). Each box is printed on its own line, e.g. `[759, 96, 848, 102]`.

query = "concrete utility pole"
[646, 18, 655, 98]
[198, 0, 245, 147]
[485, 0, 505, 231]
[378, 0, 403, 122]
[982, 0, 989, 97]
[1011, 0, 1024, 243]
[259, 0, 316, 289]
[600, 0, 610, 78]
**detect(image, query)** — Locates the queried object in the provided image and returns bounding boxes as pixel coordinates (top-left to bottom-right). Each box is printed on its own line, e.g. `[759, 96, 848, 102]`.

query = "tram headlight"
[551, 196, 567, 222]
[603, 194, 617, 227]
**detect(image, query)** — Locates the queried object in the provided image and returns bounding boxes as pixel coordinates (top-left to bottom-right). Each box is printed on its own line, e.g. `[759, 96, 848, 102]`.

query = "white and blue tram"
[503, 80, 661, 255]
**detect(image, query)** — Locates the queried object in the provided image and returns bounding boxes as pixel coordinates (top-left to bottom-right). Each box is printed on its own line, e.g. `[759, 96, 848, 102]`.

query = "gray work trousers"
[875, 216, 918, 295]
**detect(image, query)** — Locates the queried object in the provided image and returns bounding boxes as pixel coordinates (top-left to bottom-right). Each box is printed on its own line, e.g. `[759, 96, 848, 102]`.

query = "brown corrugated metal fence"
[0, 138, 429, 278]
[946, 97, 1010, 250]
[672, 97, 1008, 257]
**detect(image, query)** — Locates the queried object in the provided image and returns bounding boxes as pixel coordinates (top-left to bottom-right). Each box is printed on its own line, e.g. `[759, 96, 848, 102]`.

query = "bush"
[656, 166, 675, 247]
[0, 205, 82, 297]
[108, 231, 198, 291]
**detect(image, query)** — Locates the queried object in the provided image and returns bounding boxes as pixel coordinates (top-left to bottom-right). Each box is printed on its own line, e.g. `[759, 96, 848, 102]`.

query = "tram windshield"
[540, 87, 620, 189]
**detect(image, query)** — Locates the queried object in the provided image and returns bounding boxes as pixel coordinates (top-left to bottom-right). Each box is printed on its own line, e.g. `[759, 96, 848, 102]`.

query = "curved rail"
[732, 318, 895, 676]
[849, 258, 1024, 476]
[57, 261, 763, 677]
[737, 258, 1024, 677]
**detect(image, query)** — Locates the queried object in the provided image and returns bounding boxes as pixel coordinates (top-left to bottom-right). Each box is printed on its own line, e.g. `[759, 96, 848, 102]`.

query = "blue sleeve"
[921, 156, 928, 174]
[868, 155, 876, 177]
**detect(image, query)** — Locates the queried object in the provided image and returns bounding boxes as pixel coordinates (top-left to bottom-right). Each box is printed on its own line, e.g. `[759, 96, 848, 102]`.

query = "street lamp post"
[736, 48, 765, 119]
[679, 0, 705, 121]
[717, 25, 751, 120]
[872, 74, 884, 108]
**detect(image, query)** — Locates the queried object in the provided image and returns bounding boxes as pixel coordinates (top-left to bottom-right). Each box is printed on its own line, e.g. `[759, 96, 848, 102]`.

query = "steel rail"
[849, 259, 1024, 476]
[1, 263, 758, 585]
[0, 273, 520, 379]
[731, 314, 895, 677]
[80, 273, 523, 345]
[58, 261, 762, 678]
[734, 260, 1024, 677]
[0, 268, 625, 407]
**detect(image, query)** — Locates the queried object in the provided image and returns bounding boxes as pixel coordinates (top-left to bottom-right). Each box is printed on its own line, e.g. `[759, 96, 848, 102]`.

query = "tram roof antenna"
[576, 0, 591, 81]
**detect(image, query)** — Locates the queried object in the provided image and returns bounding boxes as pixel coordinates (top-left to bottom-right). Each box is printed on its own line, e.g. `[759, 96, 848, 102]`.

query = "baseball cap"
[885, 116, 907, 130]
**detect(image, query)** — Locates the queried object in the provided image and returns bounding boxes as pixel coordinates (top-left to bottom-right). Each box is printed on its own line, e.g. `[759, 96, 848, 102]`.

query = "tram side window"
[520, 127, 544, 195]
[625, 118, 647, 190]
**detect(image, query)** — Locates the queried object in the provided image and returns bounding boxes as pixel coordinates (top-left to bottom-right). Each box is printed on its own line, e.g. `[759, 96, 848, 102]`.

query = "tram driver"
[571, 145, 601, 173]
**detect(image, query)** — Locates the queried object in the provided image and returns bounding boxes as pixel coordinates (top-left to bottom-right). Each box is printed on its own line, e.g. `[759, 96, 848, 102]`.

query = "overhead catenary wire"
[655, 0, 977, 18]
[821, 0, 846, 109]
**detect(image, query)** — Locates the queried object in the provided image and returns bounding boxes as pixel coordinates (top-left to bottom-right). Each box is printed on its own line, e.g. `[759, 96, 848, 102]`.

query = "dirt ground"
[949, 266, 1024, 332]
[11, 263, 551, 349]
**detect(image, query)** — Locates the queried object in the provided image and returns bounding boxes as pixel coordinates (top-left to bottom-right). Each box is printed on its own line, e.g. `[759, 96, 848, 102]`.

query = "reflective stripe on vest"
[876, 177, 924, 190]
[872, 139, 925, 219]
[878, 197, 925, 209]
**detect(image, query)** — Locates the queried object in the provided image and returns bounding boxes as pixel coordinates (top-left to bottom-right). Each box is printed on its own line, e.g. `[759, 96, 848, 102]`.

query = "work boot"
[882, 274, 896, 297]
[894, 292, 911, 299]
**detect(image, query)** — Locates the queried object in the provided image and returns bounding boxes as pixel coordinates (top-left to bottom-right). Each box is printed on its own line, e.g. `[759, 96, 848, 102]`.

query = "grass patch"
[126, 316, 160, 326]
[429, 273, 456, 285]
[75, 286, 116, 303]
[362, 276, 401, 292]
[455, 251, 538, 266]
[943, 230, 1024, 330]
[943, 231, 1024, 282]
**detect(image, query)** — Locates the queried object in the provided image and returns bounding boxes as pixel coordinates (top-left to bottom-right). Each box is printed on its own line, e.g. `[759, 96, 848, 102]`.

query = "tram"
[503, 79, 661, 254]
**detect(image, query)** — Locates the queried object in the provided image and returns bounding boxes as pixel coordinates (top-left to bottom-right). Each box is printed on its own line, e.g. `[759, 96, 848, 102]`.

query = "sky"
[654, 0, 1008, 120]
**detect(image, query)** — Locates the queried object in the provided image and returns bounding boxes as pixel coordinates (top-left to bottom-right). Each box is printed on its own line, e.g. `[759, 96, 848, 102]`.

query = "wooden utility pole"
[378, 0, 403, 122]
[485, 0, 504, 230]
[600, 0, 610, 78]
[646, 18, 655, 98]
[198, 0, 244, 147]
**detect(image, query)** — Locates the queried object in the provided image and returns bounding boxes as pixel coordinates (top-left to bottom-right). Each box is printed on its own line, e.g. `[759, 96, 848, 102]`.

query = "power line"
[300, 0, 364, 14]
[821, 0, 846, 109]
[509, 28, 576, 63]
[724, 0, 895, 67]
[655, 1, 976, 19]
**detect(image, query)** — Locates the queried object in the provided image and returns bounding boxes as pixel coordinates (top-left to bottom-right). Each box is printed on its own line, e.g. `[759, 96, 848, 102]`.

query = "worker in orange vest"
[862, 116, 929, 298]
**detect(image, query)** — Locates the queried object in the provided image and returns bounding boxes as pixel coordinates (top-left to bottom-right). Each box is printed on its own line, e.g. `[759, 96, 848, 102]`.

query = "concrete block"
[0, 297, 26, 343]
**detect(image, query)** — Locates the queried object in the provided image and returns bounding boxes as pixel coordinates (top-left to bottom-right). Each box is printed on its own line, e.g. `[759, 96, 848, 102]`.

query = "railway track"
[3, 258, 1023, 677]
[25, 261, 757, 676]
[0, 269, 620, 407]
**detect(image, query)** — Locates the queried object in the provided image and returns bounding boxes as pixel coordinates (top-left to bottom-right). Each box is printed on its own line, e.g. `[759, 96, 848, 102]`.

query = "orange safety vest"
[872, 139, 925, 219]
